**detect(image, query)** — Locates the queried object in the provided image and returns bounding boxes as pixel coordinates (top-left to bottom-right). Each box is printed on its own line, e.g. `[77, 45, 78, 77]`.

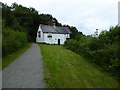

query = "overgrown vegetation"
[2, 2, 120, 86]
[2, 43, 31, 69]
[2, 28, 28, 57]
[64, 25, 120, 82]
[2, 3, 80, 41]
[2, 2, 79, 59]
[40, 44, 119, 88]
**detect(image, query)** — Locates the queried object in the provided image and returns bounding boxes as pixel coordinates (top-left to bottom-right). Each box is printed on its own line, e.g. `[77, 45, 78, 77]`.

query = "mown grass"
[2, 43, 31, 69]
[40, 44, 119, 88]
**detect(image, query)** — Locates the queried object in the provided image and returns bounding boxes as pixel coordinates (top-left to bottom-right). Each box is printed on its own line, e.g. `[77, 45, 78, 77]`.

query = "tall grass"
[2, 28, 28, 57]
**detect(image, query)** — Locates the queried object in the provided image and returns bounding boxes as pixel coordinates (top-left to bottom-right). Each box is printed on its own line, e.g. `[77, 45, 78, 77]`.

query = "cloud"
[1, 0, 119, 35]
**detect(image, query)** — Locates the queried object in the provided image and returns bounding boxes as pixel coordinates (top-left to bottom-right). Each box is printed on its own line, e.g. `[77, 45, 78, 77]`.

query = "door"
[58, 39, 60, 45]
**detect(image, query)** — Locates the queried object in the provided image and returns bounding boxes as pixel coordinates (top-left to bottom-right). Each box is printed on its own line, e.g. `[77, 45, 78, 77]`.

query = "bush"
[64, 26, 120, 80]
[2, 28, 28, 57]
[65, 39, 120, 80]
[64, 39, 91, 57]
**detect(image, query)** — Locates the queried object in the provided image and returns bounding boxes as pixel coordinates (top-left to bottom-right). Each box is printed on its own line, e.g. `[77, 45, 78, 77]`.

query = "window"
[38, 35, 41, 38]
[48, 36, 52, 38]
[38, 31, 41, 34]
[47, 33, 52, 38]
[38, 31, 41, 38]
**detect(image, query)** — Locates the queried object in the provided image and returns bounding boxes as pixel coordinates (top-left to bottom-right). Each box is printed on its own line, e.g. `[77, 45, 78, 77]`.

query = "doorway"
[58, 39, 60, 45]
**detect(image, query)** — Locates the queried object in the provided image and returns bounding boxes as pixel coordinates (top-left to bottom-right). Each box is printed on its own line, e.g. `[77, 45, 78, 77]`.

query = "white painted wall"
[36, 26, 44, 43]
[36, 26, 70, 45]
[118, 1, 120, 25]
[43, 33, 70, 44]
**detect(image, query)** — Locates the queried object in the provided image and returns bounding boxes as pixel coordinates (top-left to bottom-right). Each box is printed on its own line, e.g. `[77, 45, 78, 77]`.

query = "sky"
[1, 0, 119, 35]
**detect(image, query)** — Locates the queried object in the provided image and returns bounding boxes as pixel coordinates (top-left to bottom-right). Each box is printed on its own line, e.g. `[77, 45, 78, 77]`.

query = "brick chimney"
[48, 21, 53, 26]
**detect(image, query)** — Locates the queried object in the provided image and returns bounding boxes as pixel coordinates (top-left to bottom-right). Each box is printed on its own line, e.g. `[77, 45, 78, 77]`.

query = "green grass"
[2, 43, 31, 69]
[40, 44, 119, 88]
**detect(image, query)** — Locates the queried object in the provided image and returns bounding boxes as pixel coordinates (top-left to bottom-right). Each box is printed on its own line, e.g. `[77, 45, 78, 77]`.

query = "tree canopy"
[2, 2, 83, 42]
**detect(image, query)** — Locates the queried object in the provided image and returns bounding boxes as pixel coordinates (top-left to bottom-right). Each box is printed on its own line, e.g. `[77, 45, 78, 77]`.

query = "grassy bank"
[2, 43, 31, 69]
[40, 44, 119, 88]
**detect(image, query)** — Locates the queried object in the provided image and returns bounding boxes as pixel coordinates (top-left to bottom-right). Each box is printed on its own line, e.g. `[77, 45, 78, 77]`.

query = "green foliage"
[40, 44, 119, 88]
[2, 28, 28, 57]
[2, 43, 31, 69]
[64, 25, 120, 81]
[63, 25, 84, 39]
[69, 26, 79, 38]
[2, 2, 83, 42]
[2, 3, 63, 42]
[99, 26, 120, 44]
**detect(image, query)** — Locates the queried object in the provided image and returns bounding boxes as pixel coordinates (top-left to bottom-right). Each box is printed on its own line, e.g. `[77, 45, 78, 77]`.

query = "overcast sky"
[1, 0, 119, 35]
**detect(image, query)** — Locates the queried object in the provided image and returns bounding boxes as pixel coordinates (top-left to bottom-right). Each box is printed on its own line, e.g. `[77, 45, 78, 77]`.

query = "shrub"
[2, 28, 28, 57]
[64, 26, 120, 80]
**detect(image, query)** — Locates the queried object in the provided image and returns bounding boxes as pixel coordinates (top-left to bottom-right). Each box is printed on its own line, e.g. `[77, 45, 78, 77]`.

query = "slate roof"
[40, 24, 72, 34]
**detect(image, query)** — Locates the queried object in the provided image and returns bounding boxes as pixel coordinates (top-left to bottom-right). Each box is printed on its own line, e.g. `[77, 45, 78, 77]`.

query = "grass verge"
[2, 43, 31, 69]
[40, 44, 119, 88]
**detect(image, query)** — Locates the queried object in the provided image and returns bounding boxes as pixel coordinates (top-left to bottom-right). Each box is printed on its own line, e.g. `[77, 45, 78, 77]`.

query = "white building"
[36, 24, 72, 45]
[118, 1, 120, 25]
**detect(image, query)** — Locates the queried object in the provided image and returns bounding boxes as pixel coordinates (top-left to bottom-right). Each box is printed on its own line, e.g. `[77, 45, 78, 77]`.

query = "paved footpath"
[2, 43, 44, 88]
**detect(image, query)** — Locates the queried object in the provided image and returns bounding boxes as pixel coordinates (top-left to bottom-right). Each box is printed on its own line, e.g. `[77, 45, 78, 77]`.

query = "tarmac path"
[2, 43, 44, 88]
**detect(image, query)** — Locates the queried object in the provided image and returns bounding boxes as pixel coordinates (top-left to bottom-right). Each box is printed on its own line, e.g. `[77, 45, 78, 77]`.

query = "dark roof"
[40, 24, 72, 34]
